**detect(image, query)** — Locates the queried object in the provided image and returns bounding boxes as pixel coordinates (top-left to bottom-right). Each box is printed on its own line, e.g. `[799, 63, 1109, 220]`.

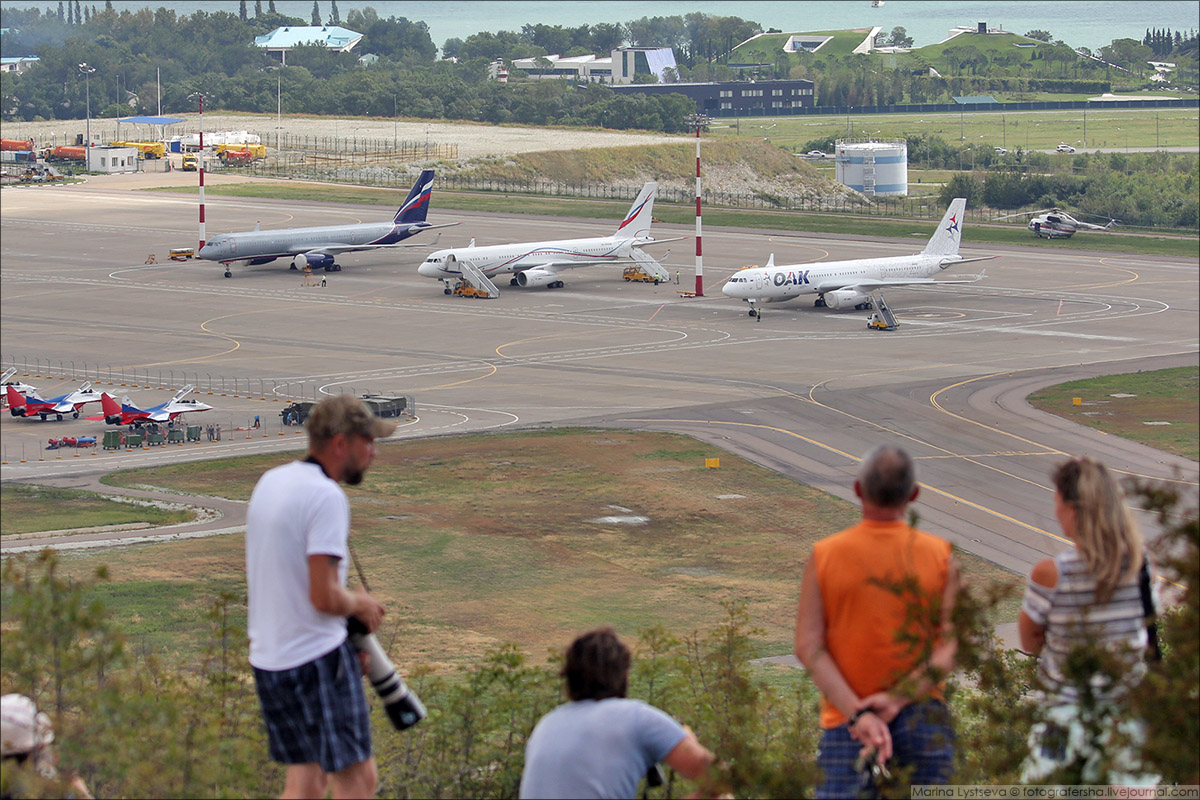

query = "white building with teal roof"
[254, 25, 363, 65]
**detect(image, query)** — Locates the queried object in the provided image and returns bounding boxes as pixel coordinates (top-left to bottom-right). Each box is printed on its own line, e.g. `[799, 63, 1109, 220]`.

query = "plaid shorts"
[253, 638, 372, 774]
[816, 700, 955, 799]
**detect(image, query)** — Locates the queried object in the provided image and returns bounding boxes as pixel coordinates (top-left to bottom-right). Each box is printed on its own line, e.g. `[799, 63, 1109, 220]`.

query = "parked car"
[806, 150, 827, 159]
[994, 147, 1008, 155]
[1056, 144, 1077, 153]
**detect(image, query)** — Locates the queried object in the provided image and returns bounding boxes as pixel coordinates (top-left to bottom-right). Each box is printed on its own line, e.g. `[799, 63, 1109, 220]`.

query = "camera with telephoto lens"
[347, 616, 427, 731]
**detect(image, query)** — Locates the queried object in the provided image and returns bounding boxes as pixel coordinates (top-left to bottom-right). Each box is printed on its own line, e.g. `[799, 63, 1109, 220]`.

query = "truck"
[1, 138, 34, 152]
[111, 140, 165, 159]
[218, 148, 255, 165]
[181, 152, 199, 171]
[215, 142, 266, 159]
[46, 146, 87, 163]
[281, 395, 408, 426]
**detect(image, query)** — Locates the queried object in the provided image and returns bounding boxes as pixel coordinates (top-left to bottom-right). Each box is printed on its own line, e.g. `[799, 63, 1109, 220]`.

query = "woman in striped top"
[1018, 456, 1159, 785]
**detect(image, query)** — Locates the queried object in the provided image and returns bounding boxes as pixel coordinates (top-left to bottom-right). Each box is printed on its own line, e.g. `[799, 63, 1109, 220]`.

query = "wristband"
[848, 709, 873, 727]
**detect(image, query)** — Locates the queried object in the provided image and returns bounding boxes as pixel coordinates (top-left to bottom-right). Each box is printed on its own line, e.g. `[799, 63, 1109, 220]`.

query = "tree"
[1025, 29, 1053, 42]
[329, 0, 339, 25]
[268, 0, 275, 12]
[887, 26, 913, 48]
[310, 0, 319, 26]
[239, 0, 247, 22]
[254, 0, 261, 17]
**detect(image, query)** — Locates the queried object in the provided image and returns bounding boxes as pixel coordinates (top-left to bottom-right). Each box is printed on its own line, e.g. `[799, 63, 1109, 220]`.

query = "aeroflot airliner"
[197, 169, 456, 277]
[722, 198, 992, 315]
[416, 182, 680, 294]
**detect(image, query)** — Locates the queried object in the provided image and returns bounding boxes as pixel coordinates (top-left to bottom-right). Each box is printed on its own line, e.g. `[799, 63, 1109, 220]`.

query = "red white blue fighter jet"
[6, 382, 103, 421]
[99, 385, 213, 425]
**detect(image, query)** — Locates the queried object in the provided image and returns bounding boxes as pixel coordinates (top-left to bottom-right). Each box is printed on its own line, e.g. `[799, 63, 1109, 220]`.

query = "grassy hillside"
[731, 29, 873, 62]
[446, 139, 862, 202]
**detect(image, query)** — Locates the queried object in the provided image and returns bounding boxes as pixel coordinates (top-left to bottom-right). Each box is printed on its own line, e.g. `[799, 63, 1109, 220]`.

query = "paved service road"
[2, 172, 1196, 572]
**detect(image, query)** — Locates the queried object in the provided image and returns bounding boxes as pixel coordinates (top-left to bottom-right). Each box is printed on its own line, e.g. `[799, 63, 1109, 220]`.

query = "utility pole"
[686, 113, 710, 297]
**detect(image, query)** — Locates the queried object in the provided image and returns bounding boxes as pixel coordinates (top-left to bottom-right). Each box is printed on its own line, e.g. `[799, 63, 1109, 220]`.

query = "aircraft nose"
[721, 281, 739, 298]
[417, 261, 440, 278]
[198, 243, 214, 258]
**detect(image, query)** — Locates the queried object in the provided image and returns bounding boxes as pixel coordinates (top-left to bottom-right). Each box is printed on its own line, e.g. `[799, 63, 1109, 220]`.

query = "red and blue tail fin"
[394, 170, 435, 225]
[100, 392, 122, 418]
[616, 182, 657, 238]
[6, 384, 26, 410]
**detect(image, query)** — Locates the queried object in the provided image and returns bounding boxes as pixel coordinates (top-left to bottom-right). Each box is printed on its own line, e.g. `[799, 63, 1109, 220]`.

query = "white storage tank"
[835, 139, 908, 197]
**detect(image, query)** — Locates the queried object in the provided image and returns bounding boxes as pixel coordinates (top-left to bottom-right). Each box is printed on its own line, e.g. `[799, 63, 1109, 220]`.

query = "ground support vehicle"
[622, 265, 659, 283]
[169, 247, 195, 261]
[453, 281, 492, 298]
[111, 141, 165, 159]
[181, 153, 199, 171]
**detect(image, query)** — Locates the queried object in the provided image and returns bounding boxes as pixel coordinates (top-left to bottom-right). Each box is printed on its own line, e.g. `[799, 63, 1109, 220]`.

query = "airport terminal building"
[611, 79, 815, 116]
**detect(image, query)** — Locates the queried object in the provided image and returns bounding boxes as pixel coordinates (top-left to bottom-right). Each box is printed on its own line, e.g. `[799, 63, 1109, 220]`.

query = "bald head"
[857, 446, 917, 510]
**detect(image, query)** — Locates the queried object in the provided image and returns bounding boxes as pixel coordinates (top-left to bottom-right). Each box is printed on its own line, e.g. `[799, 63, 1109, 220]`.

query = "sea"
[4, 1, 1197, 54]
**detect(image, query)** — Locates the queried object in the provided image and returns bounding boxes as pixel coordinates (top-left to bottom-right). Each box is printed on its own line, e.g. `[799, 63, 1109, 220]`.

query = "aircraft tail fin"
[766, 254, 776, 268]
[173, 384, 195, 402]
[923, 198, 967, 257]
[394, 169, 436, 225]
[101, 393, 122, 418]
[6, 384, 26, 409]
[616, 182, 657, 238]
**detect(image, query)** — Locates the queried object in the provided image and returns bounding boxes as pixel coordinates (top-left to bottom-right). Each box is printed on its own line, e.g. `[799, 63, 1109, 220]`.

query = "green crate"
[126, 433, 143, 448]
[103, 430, 122, 450]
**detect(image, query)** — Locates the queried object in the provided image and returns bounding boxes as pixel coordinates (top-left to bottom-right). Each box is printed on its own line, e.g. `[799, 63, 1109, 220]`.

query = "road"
[1, 171, 1196, 572]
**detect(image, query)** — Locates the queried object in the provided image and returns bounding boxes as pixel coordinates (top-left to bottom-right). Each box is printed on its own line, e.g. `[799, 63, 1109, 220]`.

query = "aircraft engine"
[824, 288, 871, 310]
[515, 268, 561, 289]
[292, 253, 336, 271]
[104, 414, 122, 425]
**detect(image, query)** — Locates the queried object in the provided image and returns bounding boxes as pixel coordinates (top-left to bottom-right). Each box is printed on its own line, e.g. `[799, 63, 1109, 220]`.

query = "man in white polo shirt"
[246, 394, 395, 799]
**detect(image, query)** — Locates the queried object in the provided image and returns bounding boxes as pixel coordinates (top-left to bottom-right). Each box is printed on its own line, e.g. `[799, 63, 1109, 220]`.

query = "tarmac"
[1, 169, 1197, 588]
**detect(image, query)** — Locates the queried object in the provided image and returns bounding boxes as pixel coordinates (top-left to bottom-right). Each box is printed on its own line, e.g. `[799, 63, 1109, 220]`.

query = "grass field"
[0, 483, 194, 536]
[1028, 367, 1200, 461]
[715, 108, 1198, 155]
[155, 182, 1199, 258]
[66, 429, 1023, 669]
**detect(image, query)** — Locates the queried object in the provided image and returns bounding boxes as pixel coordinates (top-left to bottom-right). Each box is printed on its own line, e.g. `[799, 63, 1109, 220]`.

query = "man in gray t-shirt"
[520, 627, 715, 799]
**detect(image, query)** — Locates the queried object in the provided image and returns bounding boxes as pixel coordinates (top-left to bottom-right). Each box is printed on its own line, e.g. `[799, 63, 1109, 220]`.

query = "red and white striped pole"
[190, 92, 207, 251]
[692, 118, 705, 296]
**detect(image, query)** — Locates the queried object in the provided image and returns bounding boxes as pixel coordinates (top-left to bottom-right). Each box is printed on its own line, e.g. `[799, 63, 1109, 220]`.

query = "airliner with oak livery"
[722, 198, 991, 315]
[416, 182, 679, 295]
[197, 170, 456, 277]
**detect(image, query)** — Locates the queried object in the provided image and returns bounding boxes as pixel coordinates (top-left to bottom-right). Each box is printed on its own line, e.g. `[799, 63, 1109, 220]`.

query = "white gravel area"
[2, 114, 684, 159]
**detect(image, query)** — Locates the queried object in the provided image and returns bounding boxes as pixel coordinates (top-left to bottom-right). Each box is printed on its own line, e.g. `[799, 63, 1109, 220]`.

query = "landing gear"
[289, 263, 299, 271]
[443, 279, 453, 295]
[224, 270, 232, 278]
[550, 281, 564, 289]
[55, 414, 63, 421]
[510, 277, 520, 287]
[814, 295, 827, 308]
[72, 411, 79, 419]
[854, 302, 871, 311]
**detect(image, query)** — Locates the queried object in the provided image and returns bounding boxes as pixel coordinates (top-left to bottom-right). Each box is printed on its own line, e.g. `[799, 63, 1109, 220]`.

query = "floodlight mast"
[686, 113, 710, 297]
[78, 63, 96, 156]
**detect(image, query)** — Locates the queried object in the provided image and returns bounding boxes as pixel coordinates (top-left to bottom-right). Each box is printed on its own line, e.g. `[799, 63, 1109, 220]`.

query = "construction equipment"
[19, 163, 64, 182]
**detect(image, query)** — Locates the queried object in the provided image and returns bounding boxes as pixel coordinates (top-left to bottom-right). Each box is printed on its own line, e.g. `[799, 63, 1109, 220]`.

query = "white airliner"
[722, 198, 991, 315]
[416, 182, 679, 295]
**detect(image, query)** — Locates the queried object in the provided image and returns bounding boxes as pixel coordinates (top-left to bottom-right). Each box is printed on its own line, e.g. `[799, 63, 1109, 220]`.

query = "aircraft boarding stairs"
[630, 249, 671, 282]
[867, 294, 899, 331]
[455, 259, 499, 299]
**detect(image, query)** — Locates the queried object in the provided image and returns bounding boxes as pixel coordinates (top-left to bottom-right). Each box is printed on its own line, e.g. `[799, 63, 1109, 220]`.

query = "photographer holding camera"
[520, 627, 716, 799]
[245, 395, 394, 800]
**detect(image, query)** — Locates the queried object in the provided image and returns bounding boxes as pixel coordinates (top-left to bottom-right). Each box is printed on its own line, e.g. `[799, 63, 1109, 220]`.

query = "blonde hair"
[1052, 456, 1142, 601]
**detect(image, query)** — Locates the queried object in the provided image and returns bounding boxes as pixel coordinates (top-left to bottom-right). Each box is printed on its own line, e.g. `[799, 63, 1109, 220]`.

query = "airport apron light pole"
[188, 91, 212, 251]
[78, 63, 96, 157]
[686, 113, 710, 297]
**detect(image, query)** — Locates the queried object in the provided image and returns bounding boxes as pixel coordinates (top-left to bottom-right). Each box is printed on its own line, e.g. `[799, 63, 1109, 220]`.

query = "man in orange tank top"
[794, 445, 959, 797]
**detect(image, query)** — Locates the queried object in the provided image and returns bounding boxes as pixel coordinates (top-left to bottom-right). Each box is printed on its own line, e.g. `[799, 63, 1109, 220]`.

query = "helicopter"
[995, 208, 1117, 239]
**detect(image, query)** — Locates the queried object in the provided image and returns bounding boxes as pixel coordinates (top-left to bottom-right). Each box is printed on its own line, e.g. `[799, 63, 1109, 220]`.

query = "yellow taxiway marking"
[621, 416, 1073, 547]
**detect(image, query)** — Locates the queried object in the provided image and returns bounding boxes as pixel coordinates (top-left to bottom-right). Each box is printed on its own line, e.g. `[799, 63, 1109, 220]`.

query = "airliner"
[722, 198, 991, 315]
[197, 169, 457, 278]
[416, 182, 679, 294]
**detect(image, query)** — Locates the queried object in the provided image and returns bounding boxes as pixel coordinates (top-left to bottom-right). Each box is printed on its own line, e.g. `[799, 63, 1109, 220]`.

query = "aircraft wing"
[828, 273, 989, 294]
[634, 235, 687, 246]
[512, 259, 628, 271]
